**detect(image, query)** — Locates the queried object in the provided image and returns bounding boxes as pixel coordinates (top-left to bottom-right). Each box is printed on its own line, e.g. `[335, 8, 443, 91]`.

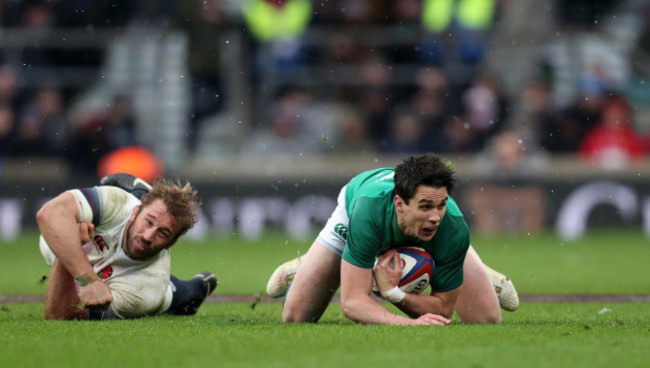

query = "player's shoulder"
[445, 196, 463, 217]
[348, 168, 394, 198]
[74, 185, 139, 208]
[354, 167, 394, 185]
[68, 185, 131, 198]
[98, 185, 135, 197]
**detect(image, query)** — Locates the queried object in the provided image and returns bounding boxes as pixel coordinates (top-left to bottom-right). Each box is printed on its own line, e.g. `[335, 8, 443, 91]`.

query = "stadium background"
[1, 0, 650, 242]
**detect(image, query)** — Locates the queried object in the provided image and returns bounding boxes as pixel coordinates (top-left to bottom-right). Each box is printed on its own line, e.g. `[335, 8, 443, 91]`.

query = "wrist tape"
[75, 271, 100, 287]
[380, 286, 406, 304]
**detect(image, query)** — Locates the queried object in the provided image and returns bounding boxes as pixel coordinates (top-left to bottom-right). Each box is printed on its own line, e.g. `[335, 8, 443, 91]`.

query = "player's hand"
[78, 280, 113, 310]
[78, 221, 95, 244]
[373, 249, 402, 292]
[412, 313, 451, 326]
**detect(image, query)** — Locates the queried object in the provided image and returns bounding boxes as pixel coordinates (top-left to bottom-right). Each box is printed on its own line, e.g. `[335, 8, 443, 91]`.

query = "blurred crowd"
[2, 0, 650, 178]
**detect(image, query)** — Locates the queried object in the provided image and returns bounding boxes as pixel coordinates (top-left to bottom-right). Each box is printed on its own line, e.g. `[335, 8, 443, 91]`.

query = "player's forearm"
[397, 293, 455, 319]
[340, 293, 413, 325]
[43, 259, 89, 320]
[397, 286, 461, 318]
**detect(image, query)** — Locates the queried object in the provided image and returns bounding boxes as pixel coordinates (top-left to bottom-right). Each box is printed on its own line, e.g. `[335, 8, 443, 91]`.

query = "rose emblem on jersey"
[101, 266, 113, 280]
[93, 235, 109, 252]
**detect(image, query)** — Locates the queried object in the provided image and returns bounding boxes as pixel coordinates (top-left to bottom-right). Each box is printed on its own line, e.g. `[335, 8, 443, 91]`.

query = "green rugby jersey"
[341, 168, 469, 292]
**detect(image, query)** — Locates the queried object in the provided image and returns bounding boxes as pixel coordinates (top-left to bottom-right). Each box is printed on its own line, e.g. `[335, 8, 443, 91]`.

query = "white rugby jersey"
[40, 186, 171, 319]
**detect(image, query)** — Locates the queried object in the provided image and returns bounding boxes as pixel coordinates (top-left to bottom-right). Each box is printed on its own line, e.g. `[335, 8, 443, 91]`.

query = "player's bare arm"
[37, 192, 95, 278]
[396, 287, 461, 319]
[373, 249, 459, 319]
[43, 259, 89, 320]
[37, 192, 113, 316]
[340, 259, 450, 326]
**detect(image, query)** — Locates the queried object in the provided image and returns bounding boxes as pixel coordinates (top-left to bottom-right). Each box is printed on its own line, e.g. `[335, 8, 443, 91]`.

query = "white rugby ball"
[372, 246, 435, 295]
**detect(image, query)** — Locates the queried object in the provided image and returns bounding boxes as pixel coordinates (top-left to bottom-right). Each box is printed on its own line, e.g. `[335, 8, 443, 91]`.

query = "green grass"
[1, 302, 648, 367]
[1, 228, 649, 367]
[3, 228, 649, 295]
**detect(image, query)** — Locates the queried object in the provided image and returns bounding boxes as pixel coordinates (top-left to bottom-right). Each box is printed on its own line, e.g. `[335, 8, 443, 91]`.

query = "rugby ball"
[372, 246, 435, 295]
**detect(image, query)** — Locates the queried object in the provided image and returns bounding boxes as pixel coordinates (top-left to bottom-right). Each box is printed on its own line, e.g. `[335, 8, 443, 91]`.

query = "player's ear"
[129, 205, 141, 223]
[394, 195, 405, 212]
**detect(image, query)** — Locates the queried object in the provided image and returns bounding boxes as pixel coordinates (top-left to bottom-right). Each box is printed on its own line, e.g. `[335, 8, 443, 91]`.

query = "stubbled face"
[123, 199, 180, 260]
[395, 185, 448, 241]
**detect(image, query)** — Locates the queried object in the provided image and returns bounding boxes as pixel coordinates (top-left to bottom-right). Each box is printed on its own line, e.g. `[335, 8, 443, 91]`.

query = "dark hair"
[394, 154, 456, 203]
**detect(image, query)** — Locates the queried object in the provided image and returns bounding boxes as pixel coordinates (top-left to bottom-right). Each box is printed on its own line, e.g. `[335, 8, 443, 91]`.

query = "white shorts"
[316, 185, 349, 257]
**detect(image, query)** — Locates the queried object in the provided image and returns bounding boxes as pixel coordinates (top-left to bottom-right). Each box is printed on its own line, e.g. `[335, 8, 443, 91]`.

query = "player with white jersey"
[37, 175, 216, 320]
[266, 154, 519, 325]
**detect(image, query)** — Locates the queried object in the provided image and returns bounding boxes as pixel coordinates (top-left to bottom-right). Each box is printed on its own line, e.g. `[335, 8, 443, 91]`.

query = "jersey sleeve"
[68, 186, 136, 230]
[68, 187, 102, 226]
[342, 196, 383, 269]
[429, 213, 470, 292]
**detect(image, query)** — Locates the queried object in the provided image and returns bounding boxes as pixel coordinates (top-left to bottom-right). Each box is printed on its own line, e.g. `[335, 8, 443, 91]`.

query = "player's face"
[395, 185, 448, 241]
[123, 199, 181, 260]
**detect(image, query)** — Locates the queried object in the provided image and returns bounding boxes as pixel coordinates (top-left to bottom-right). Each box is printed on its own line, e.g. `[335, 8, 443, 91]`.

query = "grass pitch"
[1, 302, 648, 368]
[3, 228, 648, 295]
[1, 228, 649, 367]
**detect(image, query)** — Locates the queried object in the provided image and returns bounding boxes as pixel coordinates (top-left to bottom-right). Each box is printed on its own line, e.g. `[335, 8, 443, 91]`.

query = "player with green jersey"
[342, 168, 469, 294]
[267, 154, 519, 325]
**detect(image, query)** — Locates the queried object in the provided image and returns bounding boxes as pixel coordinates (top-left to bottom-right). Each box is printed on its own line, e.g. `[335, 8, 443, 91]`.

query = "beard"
[123, 222, 140, 260]
[123, 217, 153, 261]
[122, 216, 173, 261]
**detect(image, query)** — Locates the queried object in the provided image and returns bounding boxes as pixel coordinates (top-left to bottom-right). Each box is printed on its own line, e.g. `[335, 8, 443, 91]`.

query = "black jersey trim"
[79, 187, 101, 227]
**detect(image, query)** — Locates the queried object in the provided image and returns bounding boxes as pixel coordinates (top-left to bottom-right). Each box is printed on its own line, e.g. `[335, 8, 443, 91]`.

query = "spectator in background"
[411, 67, 453, 152]
[103, 94, 138, 151]
[67, 109, 111, 177]
[308, 0, 340, 25]
[0, 103, 15, 162]
[555, 0, 617, 31]
[242, 0, 313, 70]
[442, 116, 476, 153]
[419, 0, 497, 85]
[171, 0, 230, 154]
[0, 64, 20, 112]
[475, 129, 546, 176]
[381, 110, 429, 154]
[13, 86, 68, 156]
[488, 131, 531, 173]
[511, 80, 556, 152]
[323, 31, 365, 66]
[320, 0, 387, 26]
[294, 101, 374, 155]
[459, 74, 509, 151]
[631, 5, 650, 78]
[385, 0, 422, 64]
[385, 67, 452, 154]
[543, 71, 606, 152]
[16, 2, 56, 68]
[51, 1, 133, 29]
[465, 129, 546, 234]
[355, 55, 395, 145]
[0, 64, 19, 161]
[241, 85, 332, 157]
[330, 103, 374, 154]
[66, 94, 138, 177]
[578, 95, 645, 169]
